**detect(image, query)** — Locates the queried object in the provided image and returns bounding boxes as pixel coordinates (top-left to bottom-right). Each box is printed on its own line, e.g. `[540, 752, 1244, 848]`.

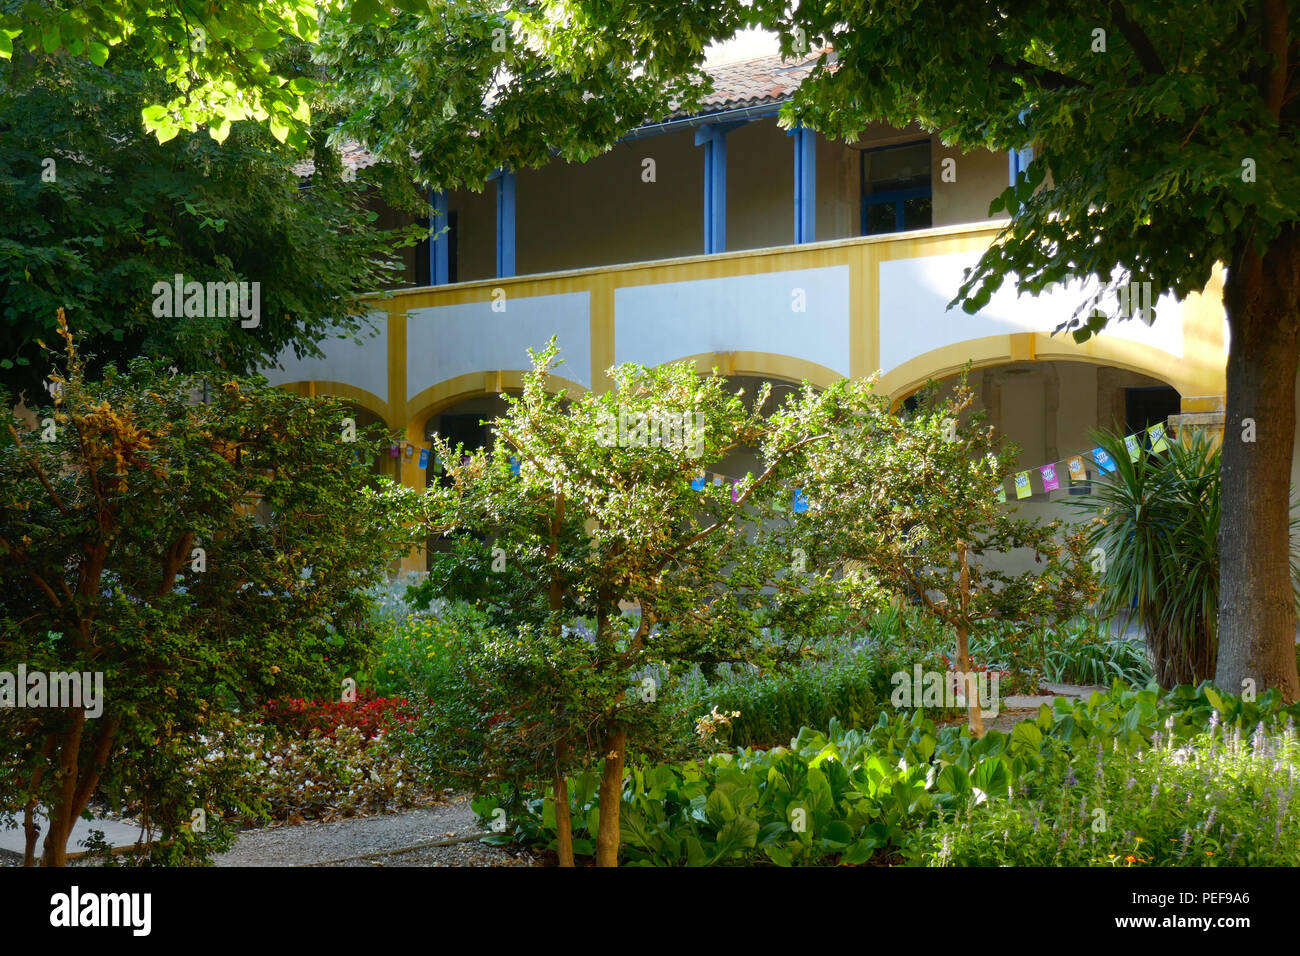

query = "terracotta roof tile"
[677, 49, 826, 118]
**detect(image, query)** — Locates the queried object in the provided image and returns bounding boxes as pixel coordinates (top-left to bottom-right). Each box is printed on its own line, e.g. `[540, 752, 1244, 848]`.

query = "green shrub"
[206, 717, 435, 828]
[672, 648, 892, 748]
[477, 682, 1300, 866]
[361, 602, 490, 697]
[668, 610, 964, 749]
[1039, 616, 1153, 687]
[909, 722, 1300, 866]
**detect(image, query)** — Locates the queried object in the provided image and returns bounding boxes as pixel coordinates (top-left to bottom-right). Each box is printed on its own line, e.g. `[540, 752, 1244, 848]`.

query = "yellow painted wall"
[290, 223, 1232, 574]
[447, 185, 496, 284]
[932, 142, 1006, 227]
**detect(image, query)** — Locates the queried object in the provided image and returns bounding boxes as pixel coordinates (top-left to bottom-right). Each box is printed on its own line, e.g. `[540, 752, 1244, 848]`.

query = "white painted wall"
[614, 266, 851, 375]
[879, 253, 1184, 374]
[260, 313, 389, 403]
[406, 292, 592, 397]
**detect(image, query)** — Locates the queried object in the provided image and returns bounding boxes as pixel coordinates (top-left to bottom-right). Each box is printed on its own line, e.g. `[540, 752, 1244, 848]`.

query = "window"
[860, 141, 932, 235]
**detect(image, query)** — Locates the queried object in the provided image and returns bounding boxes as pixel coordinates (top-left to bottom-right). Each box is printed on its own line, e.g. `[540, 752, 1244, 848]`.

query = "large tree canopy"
[535, 0, 1300, 701]
[1, 0, 327, 146]
[0, 30, 420, 401]
[314, 0, 705, 190]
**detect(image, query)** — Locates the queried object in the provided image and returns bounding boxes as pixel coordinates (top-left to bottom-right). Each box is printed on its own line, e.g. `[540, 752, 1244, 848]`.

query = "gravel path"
[214, 794, 537, 868]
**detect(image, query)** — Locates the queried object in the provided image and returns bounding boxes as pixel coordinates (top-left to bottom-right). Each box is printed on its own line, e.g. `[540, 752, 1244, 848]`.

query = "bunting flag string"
[397, 421, 1169, 512]
[999, 422, 1173, 501]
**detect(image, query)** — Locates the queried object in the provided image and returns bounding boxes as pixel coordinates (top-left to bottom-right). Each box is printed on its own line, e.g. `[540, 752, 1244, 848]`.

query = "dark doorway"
[1125, 386, 1180, 438]
[434, 413, 489, 454]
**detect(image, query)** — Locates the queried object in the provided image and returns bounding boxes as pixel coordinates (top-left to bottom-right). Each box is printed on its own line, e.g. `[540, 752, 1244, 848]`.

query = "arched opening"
[914, 359, 1181, 576]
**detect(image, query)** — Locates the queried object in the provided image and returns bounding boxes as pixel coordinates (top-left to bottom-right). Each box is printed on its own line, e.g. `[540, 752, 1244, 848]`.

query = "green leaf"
[1010, 721, 1043, 755]
[350, 0, 384, 24]
[763, 844, 794, 867]
[1036, 703, 1054, 732]
[1203, 686, 1226, 715]
[705, 788, 735, 826]
[87, 41, 109, 66]
[936, 764, 969, 794]
[268, 115, 290, 143]
[840, 839, 875, 865]
[712, 816, 760, 859]
[820, 820, 853, 848]
[684, 835, 707, 867]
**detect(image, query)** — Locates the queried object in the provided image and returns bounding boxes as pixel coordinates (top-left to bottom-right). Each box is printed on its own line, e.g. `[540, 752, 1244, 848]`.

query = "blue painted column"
[1008, 109, 1034, 186]
[792, 126, 817, 243]
[1007, 146, 1034, 186]
[495, 169, 516, 277]
[429, 188, 449, 285]
[695, 126, 728, 254]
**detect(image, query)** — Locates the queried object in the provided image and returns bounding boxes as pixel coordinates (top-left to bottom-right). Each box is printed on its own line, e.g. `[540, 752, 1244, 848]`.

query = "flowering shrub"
[260, 693, 414, 740]
[242, 725, 433, 824]
[197, 717, 436, 826]
[911, 718, 1300, 866]
[361, 603, 489, 697]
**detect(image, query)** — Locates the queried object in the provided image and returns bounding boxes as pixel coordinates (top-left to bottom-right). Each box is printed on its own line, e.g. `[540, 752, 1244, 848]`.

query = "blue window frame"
[860, 140, 932, 235]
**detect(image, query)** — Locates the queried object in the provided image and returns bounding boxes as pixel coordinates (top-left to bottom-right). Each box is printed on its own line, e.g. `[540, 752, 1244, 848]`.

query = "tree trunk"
[40, 714, 85, 867]
[1217, 229, 1300, 703]
[546, 494, 576, 867]
[552, 742, 575, 867]
[955, 542, 985, 736]
[23, 804, 39, 867]
[594, 725, 626, 867]
[22, 736, 52, 867]
[39, 712, 119, 866]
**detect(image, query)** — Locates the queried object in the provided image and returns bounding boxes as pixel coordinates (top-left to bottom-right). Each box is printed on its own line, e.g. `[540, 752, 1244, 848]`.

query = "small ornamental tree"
[0, 319, 418, 865]
[413, 344, 876, 866]
[794, 377, 1099, 735]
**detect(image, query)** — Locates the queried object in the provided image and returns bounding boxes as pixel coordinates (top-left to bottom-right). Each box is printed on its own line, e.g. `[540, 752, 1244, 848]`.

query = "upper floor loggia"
[268, 50, 1227, 458]
[325, 50, 1024, 286]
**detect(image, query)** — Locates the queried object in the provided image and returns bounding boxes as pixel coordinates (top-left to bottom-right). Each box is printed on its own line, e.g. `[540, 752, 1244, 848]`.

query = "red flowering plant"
[260, 692, 415, 740]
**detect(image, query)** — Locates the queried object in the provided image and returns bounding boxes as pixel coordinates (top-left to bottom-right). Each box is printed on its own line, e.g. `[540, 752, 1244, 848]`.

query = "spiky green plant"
[1076, 427, 1299, 688]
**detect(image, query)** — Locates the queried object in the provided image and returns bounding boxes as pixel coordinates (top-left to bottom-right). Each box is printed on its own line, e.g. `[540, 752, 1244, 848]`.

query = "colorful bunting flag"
[1124, 434, 1141, 462]
[1014, 471, 1032, 499]
[1092, 447, 1117, 473]
[996, 484, 1007, 503]
[1147, 423, 1168, 453]
[1067, 456, 1086, 482]
[793, 489, 809, 514]
[690, 474, 707, 492]
[509, 456, 521, 476]
[418, 448, 429, 469]
[1040, 463, 1060, 492]
[730, 480, 740, 503]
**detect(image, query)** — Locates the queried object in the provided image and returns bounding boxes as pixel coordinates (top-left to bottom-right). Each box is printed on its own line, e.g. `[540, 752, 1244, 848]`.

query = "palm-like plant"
[1077, 427, 1299, 688]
